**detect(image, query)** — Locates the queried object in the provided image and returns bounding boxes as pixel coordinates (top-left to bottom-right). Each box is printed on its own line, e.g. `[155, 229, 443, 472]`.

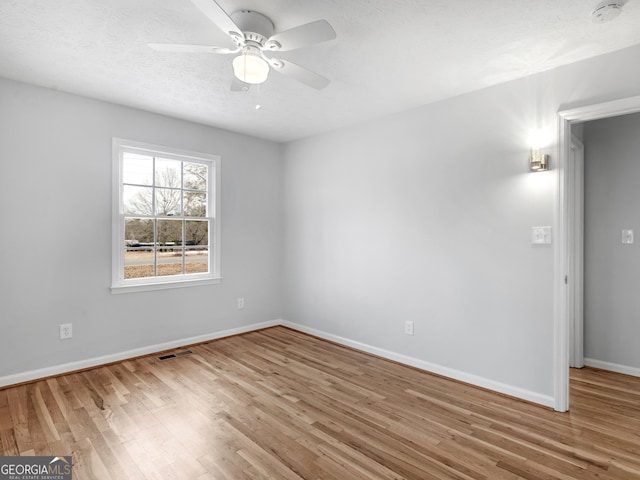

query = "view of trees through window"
[122, 152, 210, 279]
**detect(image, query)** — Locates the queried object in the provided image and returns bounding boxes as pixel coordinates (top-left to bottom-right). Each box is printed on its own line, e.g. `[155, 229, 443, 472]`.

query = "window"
[112, 139, 220, 292]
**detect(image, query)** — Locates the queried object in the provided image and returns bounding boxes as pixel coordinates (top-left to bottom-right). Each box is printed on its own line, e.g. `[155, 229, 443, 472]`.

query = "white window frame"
[111, 138, 221, 293]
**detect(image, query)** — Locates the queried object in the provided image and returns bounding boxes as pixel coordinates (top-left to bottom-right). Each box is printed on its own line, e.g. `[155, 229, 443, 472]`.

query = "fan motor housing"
[230, 10, 274, 44]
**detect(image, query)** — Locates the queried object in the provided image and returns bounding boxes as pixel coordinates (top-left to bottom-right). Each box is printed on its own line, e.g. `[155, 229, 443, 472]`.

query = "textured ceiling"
[1, 0, 640, 142]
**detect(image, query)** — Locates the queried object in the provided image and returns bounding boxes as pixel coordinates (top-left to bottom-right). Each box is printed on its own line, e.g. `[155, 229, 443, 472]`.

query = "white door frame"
[555, 95, 640, 412]
[568, 136, 584, 370]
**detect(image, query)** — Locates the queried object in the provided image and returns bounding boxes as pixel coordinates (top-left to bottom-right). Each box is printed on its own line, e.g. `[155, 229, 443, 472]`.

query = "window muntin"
[112, 139, 220, 292]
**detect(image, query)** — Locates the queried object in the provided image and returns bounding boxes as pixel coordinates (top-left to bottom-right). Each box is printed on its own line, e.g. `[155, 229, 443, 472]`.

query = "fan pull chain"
[255, 83, 262, 110]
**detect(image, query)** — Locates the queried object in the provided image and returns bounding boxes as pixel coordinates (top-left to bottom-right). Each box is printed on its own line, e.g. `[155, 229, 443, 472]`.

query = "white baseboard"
[0, 319, 281, 388]
[1, 318, 555, 409]
[584, 358, 640, 377]
[282, 321, 555, 408]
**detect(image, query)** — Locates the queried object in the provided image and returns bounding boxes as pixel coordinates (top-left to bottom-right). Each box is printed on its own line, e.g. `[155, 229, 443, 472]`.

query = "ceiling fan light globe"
[232, 54, 269, 84]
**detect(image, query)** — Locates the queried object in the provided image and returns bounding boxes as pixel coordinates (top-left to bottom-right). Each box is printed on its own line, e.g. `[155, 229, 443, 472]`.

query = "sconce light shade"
[232, 53, 269, 85]
[529, 149, 549, 172]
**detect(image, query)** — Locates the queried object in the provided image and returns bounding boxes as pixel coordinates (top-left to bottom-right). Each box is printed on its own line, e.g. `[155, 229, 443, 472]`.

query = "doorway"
[556, 95, 640, 412]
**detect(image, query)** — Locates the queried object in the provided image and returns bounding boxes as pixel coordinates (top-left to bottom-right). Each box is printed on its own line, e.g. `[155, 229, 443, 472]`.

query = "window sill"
[111, 276, 221, 294]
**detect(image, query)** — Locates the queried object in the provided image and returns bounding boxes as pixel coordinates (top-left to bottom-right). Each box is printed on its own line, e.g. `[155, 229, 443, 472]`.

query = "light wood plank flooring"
[1, 327, 639, 479]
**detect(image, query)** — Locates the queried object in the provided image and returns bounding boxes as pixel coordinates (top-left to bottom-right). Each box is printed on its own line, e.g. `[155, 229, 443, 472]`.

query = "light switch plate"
[622, 229, 634, 244]
[531, 226, 552, 245]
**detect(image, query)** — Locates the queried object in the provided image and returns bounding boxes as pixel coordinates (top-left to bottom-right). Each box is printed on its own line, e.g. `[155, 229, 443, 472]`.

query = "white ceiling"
[1, 0, 640, 143]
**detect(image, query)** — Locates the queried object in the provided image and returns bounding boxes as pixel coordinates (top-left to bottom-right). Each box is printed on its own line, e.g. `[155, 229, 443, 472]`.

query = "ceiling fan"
[149, 0, 336, 90]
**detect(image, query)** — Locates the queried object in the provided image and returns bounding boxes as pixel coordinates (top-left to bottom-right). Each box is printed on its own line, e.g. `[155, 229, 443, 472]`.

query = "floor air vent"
[158, 350, 193, 361]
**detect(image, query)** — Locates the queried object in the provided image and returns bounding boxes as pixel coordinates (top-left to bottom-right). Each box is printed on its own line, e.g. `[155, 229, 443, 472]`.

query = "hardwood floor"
[1, 327, 640, 479]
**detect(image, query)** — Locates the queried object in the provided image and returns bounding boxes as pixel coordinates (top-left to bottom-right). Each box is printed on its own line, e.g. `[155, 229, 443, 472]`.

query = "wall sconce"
[529, 149, 549, 172]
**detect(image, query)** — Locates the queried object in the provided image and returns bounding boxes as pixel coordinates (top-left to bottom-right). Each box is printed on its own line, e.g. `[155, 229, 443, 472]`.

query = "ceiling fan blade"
[230, 77, 251, 92]
[270, 59, 330, 90]
[148, 43, 239, 54]
[189, 0, 243, 39]
[265, 20, 336, 52]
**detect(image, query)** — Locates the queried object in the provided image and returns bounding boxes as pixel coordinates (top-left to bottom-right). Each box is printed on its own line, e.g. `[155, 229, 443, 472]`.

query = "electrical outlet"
[60, 323, 73, 340]
[404, 321, 414, 336]
[237, 297, 245, 309]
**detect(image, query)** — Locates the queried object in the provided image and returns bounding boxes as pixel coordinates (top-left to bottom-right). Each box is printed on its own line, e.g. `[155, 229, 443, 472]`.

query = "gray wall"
[282, 44, 640, 402]
[4, 42, 640, 404]
[584, 112, 640, 370]
[0, 77, 283, 380]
